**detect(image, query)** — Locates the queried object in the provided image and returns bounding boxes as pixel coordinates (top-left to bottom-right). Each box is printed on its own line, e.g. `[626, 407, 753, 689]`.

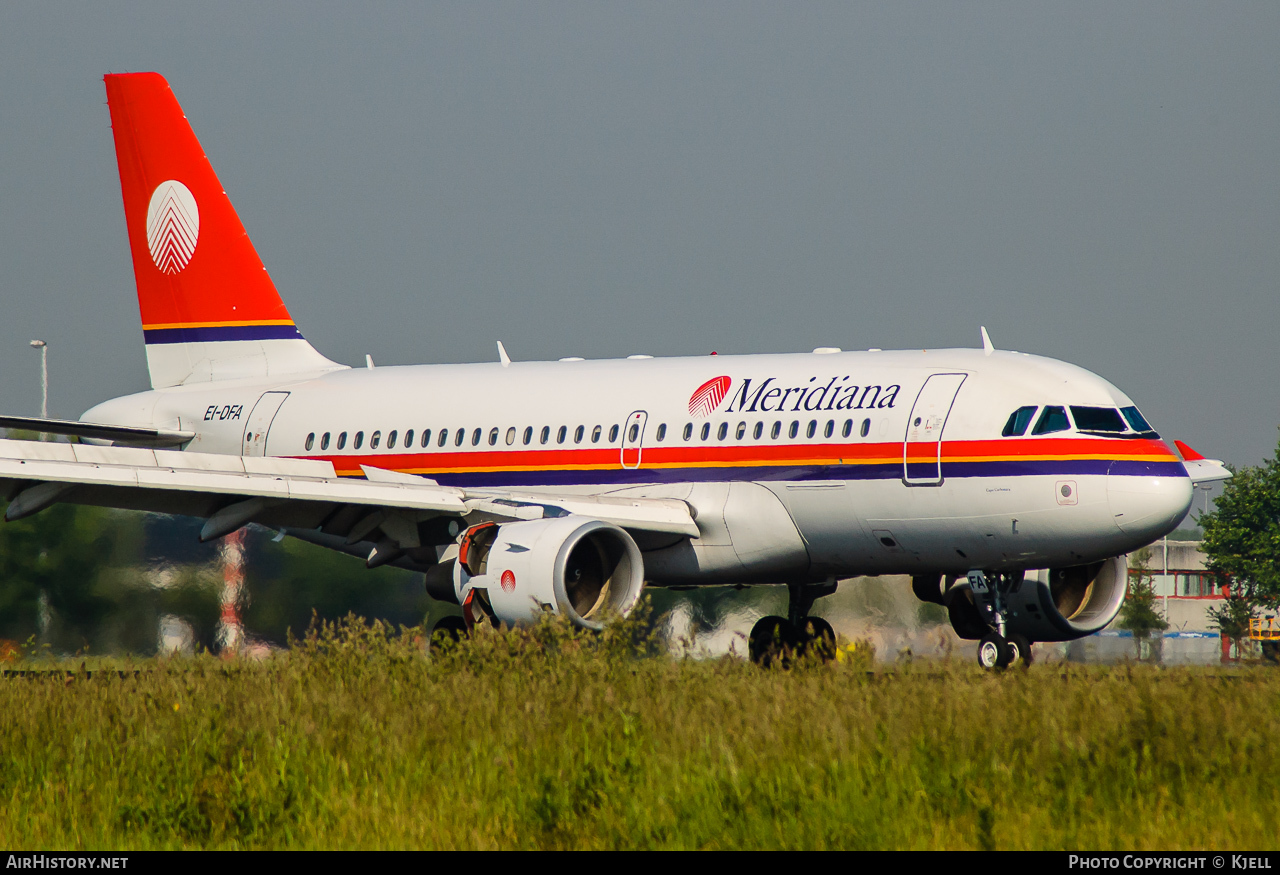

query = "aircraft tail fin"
[104, 72, 343, 388]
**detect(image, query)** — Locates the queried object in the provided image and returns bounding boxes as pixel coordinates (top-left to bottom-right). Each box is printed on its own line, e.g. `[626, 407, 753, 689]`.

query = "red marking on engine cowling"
[500, 569, 516, 593]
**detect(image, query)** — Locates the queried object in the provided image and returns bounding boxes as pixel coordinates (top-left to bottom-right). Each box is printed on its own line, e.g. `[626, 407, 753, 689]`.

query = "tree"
[1117, 547, 1167, 658]
[1207, 594, 1255, 661]
[1200, 433, 1280, 611]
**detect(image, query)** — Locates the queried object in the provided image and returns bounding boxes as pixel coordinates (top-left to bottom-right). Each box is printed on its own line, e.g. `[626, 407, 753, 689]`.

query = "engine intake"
[453, 516, 645, 630]
[1002, 555, 1129, 642]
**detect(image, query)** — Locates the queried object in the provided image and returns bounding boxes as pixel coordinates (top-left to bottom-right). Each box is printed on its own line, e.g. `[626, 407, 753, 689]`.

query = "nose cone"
[1107, 461, 1193, 540]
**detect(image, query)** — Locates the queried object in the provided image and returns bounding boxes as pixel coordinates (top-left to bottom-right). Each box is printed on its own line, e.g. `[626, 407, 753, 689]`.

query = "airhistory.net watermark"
[5, 857, 128, 869]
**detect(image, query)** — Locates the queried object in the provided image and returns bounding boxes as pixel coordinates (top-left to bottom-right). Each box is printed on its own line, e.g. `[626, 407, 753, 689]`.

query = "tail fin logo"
[145, 180, 199, 274]
[689, 375, 732, 417]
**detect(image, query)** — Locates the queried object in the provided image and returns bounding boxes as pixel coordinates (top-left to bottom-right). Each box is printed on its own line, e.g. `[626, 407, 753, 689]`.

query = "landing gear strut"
[748, 580, 838, 666]
[965, 570, 1033, 668]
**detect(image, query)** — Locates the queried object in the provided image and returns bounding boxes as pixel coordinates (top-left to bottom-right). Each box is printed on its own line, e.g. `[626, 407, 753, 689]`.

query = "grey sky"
[2, 3, 1277, 484]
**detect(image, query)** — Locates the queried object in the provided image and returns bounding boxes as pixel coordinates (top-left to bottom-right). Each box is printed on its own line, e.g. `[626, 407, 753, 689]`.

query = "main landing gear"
[963, 570, 1033, 669]
[748, 580, 838, 667]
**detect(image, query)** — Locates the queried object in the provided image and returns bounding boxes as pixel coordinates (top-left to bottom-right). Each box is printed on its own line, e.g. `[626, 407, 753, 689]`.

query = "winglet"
[497, 341, 511, 368]
[1174, 440, 1205, 461]
[980, 326, 994, 355]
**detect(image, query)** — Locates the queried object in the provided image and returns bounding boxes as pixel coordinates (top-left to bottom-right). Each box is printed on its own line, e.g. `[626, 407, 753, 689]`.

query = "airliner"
[0, 73, 1229, 668]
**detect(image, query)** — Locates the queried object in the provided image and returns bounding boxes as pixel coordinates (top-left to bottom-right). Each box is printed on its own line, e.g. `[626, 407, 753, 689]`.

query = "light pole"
[29, 340, 48, 423]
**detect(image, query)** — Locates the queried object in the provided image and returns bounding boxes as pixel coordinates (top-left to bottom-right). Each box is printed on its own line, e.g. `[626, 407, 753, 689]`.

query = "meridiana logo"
[146, 180, 199, 274]
[689, 375, 731, 417]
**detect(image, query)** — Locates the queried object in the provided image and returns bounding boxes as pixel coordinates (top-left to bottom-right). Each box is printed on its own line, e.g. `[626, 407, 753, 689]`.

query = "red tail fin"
[104, 72, 337, 387]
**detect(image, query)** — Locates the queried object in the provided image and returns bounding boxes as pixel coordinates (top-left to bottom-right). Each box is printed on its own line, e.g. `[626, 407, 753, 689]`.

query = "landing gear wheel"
[1007, 633, 1033, 666]
[430, 615, 468, 649]
[977, 632, 1012, 669]
[749, 616, 795, 667]
[796, 617, 837, 662]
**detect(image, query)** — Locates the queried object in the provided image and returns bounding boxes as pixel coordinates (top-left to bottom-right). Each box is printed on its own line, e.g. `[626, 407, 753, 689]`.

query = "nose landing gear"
[966, 570, 1034, 669]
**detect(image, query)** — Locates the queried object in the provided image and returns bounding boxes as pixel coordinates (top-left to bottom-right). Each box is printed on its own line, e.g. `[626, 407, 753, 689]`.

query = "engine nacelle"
[453, 516, 645, 630]
[1003, 556, 1129, 642]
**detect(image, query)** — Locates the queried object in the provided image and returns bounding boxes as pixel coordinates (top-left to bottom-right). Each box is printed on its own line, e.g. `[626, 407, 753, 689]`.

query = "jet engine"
[452, 516, 645, 630]
[944, 555, 1129, 642]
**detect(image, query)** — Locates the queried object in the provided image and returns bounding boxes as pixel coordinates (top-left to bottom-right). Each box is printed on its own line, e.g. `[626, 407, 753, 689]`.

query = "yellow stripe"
[141, 319, 296, 330]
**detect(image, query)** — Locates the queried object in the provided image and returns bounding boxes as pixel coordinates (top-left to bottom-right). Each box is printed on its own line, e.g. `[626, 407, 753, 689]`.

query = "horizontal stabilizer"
[0, 415, 195, 448]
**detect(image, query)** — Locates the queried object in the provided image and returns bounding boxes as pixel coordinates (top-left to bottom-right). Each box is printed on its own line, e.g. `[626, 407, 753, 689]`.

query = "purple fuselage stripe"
[384, 458, 1188, 488]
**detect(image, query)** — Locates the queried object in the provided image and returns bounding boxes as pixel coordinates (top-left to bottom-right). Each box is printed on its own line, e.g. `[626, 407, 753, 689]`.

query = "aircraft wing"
[1173, 440, 1233, 485]
[0, 438, 697, 569]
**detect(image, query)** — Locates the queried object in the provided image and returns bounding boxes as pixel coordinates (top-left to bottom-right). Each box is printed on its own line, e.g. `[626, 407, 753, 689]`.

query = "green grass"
[1, 613, 1276, 849]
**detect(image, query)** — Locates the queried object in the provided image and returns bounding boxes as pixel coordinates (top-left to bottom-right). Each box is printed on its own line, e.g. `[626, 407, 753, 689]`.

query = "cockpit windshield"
[1002, 404, 1158, 437]
[1001, 406, 1037, 437]
[1120, 406, 1156, 434]
[1070, 406, 1126, 433]
[1032, 406, 1070, 435]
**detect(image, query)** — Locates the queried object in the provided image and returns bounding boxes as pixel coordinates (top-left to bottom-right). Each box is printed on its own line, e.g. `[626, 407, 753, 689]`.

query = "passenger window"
[806, 420, 817, 439]
[656, 424, 666, 442]
[421, 429, 430, 448]
[860, 418, 870, 438]
[735, 422, 746, 440]
[1120, 406, 1155, 434]
[841, 420, 852, 438]
[540, 426, 550, 445]
[1002, 406, 1038, 437]
[371, 431, 381, 450]
[700, 423, 710, 441]
[788, 421, 799, 439]
[387, 430, 397, 449]
[1071, 406, 1126, 433]
[506, 427, 516, 445]
[823, 420, 834, 439]
[489, 427, 499, 446]
[523, 426, 533, 445]
[629, 423, 640, 442]
[609, 425, 619, 443]
[683, 423, 693, 441]
[557, 426, 567, 444]
[354, 431, 364, 450]
[337, 432, 347, 450]
[455, 429, 465, 447]
[574, 425, 584, 444]
[438, 429, 449, 448]
[753, 422, 763, 440]
[592, 425, 602, 443]
[472, 428, 482, 446]
[321, 432, 331, 451]
[771, 421, 781, 439]
[404, 429, 413, 447]
[1032, 406, 1070, 435]
[305, 433, 315, 451]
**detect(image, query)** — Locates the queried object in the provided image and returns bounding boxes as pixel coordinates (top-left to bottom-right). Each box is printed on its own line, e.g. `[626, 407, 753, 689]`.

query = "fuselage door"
[903, 374, 966, 486]
[242, 391, 291, 457]
[621, 410, 648, 469]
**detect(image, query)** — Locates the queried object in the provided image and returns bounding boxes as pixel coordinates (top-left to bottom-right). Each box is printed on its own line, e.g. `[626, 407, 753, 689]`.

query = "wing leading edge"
[0, 439, 697, 572]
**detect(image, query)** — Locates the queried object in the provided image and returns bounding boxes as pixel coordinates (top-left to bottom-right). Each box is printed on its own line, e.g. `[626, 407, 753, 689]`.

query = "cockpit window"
[1002, 406, 1038, 437]
[1032, 406, 1070, 435]
[1120, 406, 1156, 434]
[1070, 406, 1126, 433]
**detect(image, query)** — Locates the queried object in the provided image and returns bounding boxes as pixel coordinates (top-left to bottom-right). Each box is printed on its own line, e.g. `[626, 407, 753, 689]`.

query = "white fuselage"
[84, 346, 1193, 584]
